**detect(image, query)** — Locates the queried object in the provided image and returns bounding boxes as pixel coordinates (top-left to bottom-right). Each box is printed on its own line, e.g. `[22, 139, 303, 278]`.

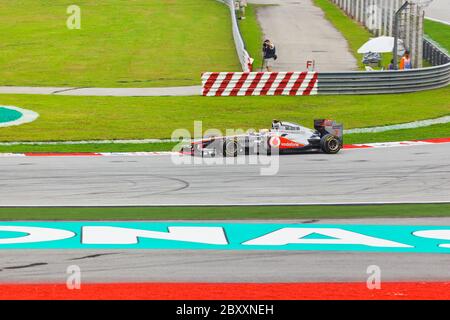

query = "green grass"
[0, 86, 448, 142]
[238, 4, 265, 70]
[345, 122, 450, 144]
[313, 0, 392, 69]
[0, 142, 178, 153]
[0, 204, 449, 220]
[2, 119, 450, 154]
[2, 6, 449, 152]
[1, 121, 448, 153]
[0, 0, 240, 88]
[425, 19, 450, 52]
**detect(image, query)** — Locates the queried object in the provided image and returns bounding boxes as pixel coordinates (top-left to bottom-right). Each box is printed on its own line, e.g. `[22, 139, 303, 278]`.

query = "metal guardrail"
[317, 30, 450, 95]
[423, 38, 450, 66]
[318, 62, 450, 94]
[218, 0, 253, 72]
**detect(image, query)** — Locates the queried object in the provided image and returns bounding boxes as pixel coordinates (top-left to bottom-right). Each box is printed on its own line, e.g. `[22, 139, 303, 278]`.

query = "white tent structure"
[358, 36, 405, 55]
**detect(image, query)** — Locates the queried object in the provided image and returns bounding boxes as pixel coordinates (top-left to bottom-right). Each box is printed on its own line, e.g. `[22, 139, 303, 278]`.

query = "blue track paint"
[0, 231, 27, 239]
[0, 107, 22, 123]
[0, 221, 449, 254]
[0, 106, 39, 127]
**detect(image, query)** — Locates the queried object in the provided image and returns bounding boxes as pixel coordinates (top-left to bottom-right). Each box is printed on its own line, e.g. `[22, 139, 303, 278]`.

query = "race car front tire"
[320, 134, 341, 154]
[258, 140, 272, 156]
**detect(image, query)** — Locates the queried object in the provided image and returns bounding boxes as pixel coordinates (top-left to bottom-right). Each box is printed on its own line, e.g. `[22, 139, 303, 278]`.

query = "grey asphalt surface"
[2, 217, 450, 283]
[249, 0, 358, 71]
[1, 144, 450, 283]
[426, 0, 450, 23]
[0, 86, 202, 97]
[1, 143, 449, 206]
[1, 251, 449, 283]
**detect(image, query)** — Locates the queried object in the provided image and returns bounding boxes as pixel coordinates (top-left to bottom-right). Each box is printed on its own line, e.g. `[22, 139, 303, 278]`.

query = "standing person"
[388, 59, 395, 70]
[262, 39, 277, 72]
[399, 50, 412, 70]
[238, 0, 247, 20]
[234, 0, 240, 16]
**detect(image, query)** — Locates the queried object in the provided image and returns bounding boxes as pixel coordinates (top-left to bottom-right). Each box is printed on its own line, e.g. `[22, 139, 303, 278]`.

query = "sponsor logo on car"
[269, 136, 281, 148]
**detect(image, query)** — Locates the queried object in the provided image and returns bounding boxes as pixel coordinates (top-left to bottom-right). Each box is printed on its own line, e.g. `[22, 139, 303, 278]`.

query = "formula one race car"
[189, 119, 343, 157]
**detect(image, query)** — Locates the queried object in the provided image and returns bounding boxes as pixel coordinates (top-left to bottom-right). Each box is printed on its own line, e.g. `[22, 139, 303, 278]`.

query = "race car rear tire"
[223, 139, 239, 157]
[320, 134, 341, 154]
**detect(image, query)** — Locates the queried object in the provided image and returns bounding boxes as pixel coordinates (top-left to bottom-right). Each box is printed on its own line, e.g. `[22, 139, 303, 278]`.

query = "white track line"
[344, 116, 450, 134]
[1, 200, 450, 207]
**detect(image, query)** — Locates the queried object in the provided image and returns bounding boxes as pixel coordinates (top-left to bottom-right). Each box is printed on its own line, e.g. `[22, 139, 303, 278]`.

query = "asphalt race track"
[2, 217, 450, 283]
[248, 0, 357, 71]
[426, 0, 450, 23]
[1, 143, 450, 206]
[1, 143, 450, 283]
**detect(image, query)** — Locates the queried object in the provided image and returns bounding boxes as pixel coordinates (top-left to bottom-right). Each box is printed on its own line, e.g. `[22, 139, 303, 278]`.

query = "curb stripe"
[0, 137, 449, 157]
[23, 152, 102, 157]
[245, 72, 265, 96]
[202, 72, 318, 96]
[303, 73, 319, 95]
[289, 72, 308, 96]
[202, 73, 219, 96]
[1, 282, 450, 300]
[229, 73, 249, 96]
[274, 72, 294, 95]
[215, 72, 234, 96]
[260, 73, 279, 96]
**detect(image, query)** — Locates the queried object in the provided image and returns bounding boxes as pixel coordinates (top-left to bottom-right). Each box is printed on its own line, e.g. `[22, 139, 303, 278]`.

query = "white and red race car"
[189, 119, 343, 157]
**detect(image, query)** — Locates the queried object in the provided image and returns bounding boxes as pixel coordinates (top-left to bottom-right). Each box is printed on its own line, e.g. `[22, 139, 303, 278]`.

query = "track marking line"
[0, 137, 449, 157]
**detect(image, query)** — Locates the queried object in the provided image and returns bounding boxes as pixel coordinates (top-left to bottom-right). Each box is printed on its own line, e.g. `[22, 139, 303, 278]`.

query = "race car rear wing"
[314, 119, 343, 139]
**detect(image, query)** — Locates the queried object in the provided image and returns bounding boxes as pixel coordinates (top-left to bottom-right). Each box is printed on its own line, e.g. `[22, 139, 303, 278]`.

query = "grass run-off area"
[0, 85, 448, 142]
[425, 19, 450, 52]
[0, 120, 450, 153]
[0, 0, 239, 88]
[238, 3, 265, 70]
[0, 85, 448, 152]
[0, 142, 178, 153]
[0, 204, 449, 220]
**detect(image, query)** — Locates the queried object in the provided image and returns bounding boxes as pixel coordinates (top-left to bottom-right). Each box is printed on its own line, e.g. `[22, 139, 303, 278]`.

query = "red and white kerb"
[201, 72, 318, 96]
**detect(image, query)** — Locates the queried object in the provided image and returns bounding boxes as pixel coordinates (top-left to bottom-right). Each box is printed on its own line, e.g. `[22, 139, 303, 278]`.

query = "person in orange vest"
[399, 50, 412, 70]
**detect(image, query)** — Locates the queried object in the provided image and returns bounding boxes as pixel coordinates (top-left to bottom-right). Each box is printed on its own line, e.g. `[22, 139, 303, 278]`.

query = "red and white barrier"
[201, 72, 318, 97]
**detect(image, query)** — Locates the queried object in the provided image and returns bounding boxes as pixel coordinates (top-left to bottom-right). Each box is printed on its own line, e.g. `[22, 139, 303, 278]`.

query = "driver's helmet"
[272, 119, 281, 130]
